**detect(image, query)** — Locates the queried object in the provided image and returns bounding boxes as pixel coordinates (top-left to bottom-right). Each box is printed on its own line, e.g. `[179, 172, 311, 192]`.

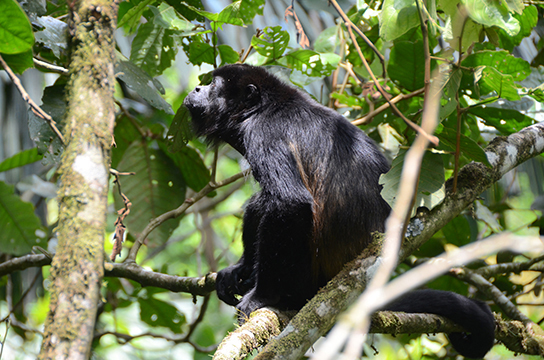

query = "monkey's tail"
[383, 289, 495, 359]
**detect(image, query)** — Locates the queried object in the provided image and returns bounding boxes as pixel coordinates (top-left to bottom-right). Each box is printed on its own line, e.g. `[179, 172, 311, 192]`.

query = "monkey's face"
[184, 65, 262, 151]
[184, 75, 228, 129]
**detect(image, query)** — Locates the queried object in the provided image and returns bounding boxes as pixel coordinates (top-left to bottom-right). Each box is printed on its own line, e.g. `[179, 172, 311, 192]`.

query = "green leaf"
[113, 141, 186, 244]
[177, 146, 210, 192]
[379, 0, 419, 41]
[462, 0, 520, 36]
[0, 148, 42, 172]
[0, 50, 33, 74]
[28, 82, 66, 166]
[379, 150, 445, 213]
[279, 50, 338, 78]
[0, 181, 46, 255]
[314, 26, 341, 53]
[212, 0, 244, 29]
[436, 127, 491, 166]
[442, 215, 473, 247]
[251, 26, 289, 61]
[497, 5, 538, 51]
[118, 0, 157, 34]
[165, 0, 204, 22]
[181, 0, 244, 29]
[239, 0, 265, 25]
[188, 41, 215, 66]
[167, 105, 193, 153]
[159, 141, 210, 192]
[138, 296, 186, 333]
[474, 201, 502, 233]
[438, 69, 462, 120]
[111, 115, 144, 169]
[130, 19, 177, 77]
[462, 50, 530, 81]
[34, 16, 68, 59]
[387, 40, 426, 91]
[0, 0, 34, 54]
[330, 92, 365, 108]
[156, 3, 194, 32]
[218, 44, 239, 65]
[115, 60, 174, 114]
[468, 106, 535, 135]
[477, 67, 520, 100]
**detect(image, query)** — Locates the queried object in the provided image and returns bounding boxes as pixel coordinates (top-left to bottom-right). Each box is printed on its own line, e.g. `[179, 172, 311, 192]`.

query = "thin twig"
[0, 54, 65, 144]
[352, 88, 425, 125]
[452, 8, 469, 193]
[328, 0, 385, 75]
[33, 58, 69, 75]
[330, 1, 439, 146]
[125, 171, 247, 261]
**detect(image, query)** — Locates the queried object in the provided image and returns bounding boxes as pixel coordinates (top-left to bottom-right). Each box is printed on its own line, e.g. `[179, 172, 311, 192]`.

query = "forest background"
[1, 0, 544, 359]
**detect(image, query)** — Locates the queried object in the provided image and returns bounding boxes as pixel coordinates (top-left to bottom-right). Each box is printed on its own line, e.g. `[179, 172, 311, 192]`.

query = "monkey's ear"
[246, 84, 259, 99]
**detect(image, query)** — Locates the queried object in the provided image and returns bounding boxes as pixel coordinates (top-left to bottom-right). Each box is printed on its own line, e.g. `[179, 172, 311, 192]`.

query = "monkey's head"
[184, 64, 293, 152]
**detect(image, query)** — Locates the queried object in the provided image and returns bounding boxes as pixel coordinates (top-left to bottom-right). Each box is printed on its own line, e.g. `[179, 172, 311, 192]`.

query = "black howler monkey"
[184, 64, 495, 358]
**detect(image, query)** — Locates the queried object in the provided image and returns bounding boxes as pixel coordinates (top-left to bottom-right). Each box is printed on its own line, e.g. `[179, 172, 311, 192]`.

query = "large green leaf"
[166, 0, 204, 22]
[251, 26, 289, 61]
[239, 0, 265, 25]
[167, 105, 193, 153]
[115, 60, 174, 114]
[0, 0, 34, 54]
[34, 15, 68, 59]
[138, 296, 186, 333]
[442, 215, 473, 247]
[187, 41, 215, 66]
[28, 83, 66, 166]
[279, 49, 338, 78]
[0, 148, 42, 172]
[379, 0, 419, 42]
[314, 26, 341, 54]
[468, 106, 535, 135]
[497, 5, 538, 51]
[387, 40, 426, 91]
[473, 66, 520, 101]
[217, 44, 239, 65]
[155, 3, 194, 32]
[159, 142, 210, 192]
[181, 0, 244, 29]
[436, 127, 491, 167]
[379, 150, 445, 213]
[130, 17, 177, 77]
[114, 141, 186, 244]
[462, 50, 530, 81]
[118, 0, 157, 34]
[462, 0, 520, 36]
[0, 181, 46, 255]
[0, 50, 33, 74]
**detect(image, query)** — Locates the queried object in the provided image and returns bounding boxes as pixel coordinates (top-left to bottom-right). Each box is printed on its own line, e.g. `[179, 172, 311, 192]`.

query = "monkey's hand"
[215, 263, 254, 306]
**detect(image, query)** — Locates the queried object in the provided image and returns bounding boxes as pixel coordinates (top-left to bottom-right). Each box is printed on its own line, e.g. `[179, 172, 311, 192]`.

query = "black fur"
[184, 64, 495, 358]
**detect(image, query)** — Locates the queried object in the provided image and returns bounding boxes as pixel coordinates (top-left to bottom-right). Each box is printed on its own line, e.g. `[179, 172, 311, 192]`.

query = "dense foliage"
[1, 0, 544, 359]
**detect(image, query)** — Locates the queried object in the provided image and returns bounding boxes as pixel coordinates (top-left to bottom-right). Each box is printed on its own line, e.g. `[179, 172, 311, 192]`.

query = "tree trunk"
[38, 0, 118, 358]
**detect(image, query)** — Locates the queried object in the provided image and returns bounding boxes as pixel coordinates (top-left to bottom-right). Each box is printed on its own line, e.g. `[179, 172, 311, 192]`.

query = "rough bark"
[38, 0, 118, 358]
